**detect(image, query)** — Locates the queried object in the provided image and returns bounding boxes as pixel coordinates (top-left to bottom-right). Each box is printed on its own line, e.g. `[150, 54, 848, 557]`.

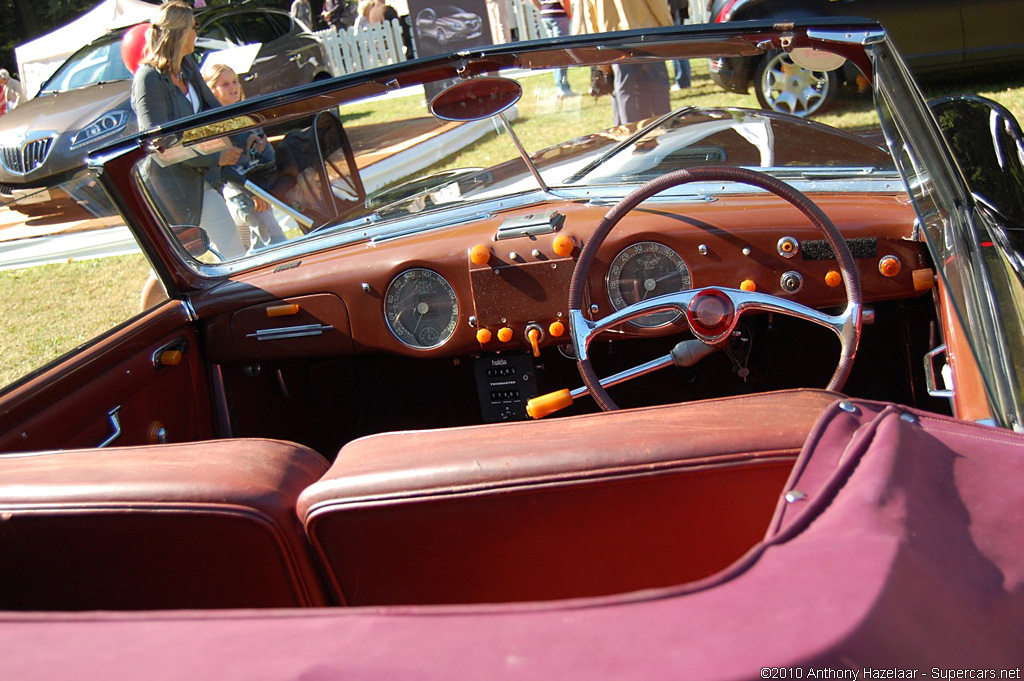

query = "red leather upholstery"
[300, 389, 840, 605]
[0, 439, 330, 610]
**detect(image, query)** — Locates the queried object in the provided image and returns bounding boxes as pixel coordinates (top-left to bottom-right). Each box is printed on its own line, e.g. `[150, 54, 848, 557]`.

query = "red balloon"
[121, 23, 150, 74]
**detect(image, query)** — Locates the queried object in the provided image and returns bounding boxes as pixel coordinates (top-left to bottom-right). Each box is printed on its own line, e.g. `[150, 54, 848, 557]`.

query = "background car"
[706, 0, 1024, 116]
[0, 6, 333, 217]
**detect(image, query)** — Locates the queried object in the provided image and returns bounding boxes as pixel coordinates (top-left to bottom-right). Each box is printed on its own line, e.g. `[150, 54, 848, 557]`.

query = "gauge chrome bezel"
[606, 241, 692, 328]
[383, 267, 460, 349]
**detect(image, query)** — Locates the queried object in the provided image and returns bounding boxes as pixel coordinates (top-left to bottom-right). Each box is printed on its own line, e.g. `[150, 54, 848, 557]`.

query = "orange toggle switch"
[476, 328, 493, 344]
[879, 255, 901, 277]
[267, 303, 300, 317]
[740, 279, 756, 292]
[470, 244, 491, 265]
[552, 234, 574, 257]
[497, 327, 513, 343]
[158, 350, 182, 366]
[526, 389, 574, 419]
[912, 268, 935, 291]
[527, 327, 541, 357]
[825, 270, 842, 287]
[548, 320, 565, 337]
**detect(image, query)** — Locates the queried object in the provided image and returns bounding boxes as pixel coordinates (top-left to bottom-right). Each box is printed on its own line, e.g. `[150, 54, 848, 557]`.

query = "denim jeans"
[541, 15, 573, 95]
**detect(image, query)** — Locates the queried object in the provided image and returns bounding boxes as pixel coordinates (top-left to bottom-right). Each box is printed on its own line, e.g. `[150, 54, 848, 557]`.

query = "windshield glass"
[129, 40, 899, 265]
[41, 38, 131, 93]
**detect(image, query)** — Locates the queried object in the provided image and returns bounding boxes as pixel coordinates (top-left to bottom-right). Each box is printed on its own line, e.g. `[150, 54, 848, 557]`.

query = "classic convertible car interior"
[1, 21, 1022, 668]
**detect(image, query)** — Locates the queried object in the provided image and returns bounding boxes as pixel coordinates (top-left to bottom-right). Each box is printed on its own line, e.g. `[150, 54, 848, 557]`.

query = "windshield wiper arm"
[564, 107, 693, 184]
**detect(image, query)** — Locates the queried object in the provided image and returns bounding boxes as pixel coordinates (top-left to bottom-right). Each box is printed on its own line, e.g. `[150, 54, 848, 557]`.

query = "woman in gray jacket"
[132, 0, 244, 259]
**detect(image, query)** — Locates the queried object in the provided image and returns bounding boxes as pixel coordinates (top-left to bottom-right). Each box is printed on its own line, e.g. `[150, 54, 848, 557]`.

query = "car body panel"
[0, 302, 214, 452]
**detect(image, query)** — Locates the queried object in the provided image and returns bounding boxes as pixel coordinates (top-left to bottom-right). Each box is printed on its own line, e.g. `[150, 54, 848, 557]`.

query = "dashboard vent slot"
[496, 211, 564, 239]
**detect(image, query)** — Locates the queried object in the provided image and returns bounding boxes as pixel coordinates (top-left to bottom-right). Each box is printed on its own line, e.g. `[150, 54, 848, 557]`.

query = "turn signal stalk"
[526, 389, 574, 419]
[525, 340, 720, 419]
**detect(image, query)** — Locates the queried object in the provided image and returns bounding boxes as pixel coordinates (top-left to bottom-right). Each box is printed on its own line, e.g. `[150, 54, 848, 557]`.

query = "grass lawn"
[2, 59, 1023, 391]
[0, 254, 153, 388]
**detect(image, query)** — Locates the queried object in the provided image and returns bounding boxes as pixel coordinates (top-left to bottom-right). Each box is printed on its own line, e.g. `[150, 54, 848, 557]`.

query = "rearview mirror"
[430, 77, 522, 122]
[171, 224, 211, 258]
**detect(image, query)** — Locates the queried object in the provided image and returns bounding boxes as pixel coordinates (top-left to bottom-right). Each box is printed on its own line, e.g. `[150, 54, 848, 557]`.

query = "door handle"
[924, 345, 953, 399]
[97, 407, 122, 448]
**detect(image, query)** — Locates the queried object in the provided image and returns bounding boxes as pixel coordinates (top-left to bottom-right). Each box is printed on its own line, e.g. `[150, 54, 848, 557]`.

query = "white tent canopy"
[15, 0, 159, 99]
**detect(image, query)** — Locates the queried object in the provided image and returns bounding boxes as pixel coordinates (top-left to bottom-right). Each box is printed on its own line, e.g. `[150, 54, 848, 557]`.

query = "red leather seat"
[300, 389, 840, 606]
[0, 439, 330, 610]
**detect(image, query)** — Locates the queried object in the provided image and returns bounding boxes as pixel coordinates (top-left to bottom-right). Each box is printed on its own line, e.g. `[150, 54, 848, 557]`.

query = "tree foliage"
[0, 0, 100, 73]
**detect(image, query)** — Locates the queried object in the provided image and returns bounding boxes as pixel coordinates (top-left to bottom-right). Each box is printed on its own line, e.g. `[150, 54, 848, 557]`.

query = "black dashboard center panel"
[475, 353, 539, 422]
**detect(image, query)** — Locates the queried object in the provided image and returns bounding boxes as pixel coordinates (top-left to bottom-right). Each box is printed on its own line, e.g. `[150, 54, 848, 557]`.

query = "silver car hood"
[0, 81, 132, 144]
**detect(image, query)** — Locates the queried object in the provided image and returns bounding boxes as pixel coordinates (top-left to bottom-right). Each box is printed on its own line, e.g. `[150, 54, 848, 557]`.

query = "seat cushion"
[0, 439, 330, 610]
[300, 389, 840, 605]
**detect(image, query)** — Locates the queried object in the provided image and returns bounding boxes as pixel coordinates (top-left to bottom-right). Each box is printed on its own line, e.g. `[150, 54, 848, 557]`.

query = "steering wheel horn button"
[686, 289, 736, 340]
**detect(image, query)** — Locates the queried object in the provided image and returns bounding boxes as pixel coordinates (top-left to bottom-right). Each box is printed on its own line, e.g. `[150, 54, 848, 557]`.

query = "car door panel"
[0, 301, 215, 453]
[228, 12, 298, 97]
[962, 0, 1024, 63]
[823, 0, 963, 69]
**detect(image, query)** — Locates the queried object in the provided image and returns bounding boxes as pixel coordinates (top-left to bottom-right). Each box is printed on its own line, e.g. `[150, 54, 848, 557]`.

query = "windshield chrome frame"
[871, 38, 1024, 429]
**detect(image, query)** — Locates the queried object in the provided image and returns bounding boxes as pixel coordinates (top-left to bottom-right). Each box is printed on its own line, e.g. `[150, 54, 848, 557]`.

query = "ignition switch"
[780, 271, 804, 294]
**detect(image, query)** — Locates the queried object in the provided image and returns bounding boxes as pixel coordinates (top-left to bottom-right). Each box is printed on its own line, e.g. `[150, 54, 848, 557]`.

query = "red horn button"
[686, 289, 735, 338]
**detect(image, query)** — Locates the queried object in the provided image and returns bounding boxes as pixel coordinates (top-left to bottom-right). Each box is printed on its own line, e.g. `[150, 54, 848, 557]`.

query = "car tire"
[753, 50, 837, 117]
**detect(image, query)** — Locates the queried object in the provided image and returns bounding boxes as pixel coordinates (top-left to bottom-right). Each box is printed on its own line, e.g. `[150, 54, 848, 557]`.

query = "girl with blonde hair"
[202, 62, 286, 252]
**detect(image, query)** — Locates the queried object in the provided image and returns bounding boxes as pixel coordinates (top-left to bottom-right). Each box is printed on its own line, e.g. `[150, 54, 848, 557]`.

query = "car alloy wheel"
[754, 50, 837, 117]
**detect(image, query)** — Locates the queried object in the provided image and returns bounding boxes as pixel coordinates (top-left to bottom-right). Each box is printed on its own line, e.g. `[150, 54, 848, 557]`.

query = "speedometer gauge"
[607, 242, 692, 328]
[384, 268, 459, 349]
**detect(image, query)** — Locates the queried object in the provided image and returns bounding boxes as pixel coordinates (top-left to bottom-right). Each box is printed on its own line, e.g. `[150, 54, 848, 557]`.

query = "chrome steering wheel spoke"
[567, 166, 863, 411]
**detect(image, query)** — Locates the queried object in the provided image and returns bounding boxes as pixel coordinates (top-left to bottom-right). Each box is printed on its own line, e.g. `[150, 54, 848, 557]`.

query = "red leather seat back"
[0, 439, 330, 610]
[300, 390, 839, 605]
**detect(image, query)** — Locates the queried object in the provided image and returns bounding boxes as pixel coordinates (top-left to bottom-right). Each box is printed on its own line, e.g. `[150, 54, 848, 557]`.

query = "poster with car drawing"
[407, 0, 492, 102]
[408, 1, 491, 55]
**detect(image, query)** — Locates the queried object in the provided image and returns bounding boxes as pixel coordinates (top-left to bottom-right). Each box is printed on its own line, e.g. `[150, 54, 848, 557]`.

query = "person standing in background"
[322, 0, 353, 30]
[531, 0, 576, 97]
[132, 0, 244, 258]
[668, 0, 690, 90]
[291, 0, 313, 28]
[353, 0, 373, 30]
[486, 0, 511, 44]
[0, 69, 23, 114]
[366, 0, 398, 25]
[572, 0, 673, 125]
[203, 63, 287, 253]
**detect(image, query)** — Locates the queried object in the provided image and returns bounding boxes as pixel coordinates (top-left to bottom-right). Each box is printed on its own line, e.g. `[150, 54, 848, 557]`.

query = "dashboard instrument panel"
[384, 268, 460, 349]
[606, 242, 692, 328]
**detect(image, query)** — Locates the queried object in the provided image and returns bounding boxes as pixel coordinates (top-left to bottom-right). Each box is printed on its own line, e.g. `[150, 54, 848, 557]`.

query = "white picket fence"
[314, 0, 549, 76]
[314, 0, 707, 77]
[315, 20, 406, 75]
